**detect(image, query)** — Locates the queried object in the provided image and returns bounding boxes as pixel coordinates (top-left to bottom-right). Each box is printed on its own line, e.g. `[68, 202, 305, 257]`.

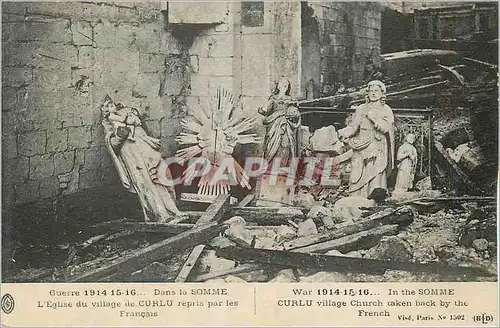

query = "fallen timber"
[283, 206, 415, 250]
[215, 246, 495, 278]
[397, 196, 497, 206]
[228, 206, 306, 225]
[175, 194, 232, 283]
[294, 224, 399, 254]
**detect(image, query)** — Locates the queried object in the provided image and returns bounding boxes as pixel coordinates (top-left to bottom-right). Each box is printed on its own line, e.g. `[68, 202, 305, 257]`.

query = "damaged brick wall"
[301, 2, 382, 95]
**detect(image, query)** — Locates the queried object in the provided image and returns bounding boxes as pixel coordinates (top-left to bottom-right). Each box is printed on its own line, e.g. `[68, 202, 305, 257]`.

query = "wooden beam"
[196, 194, 232, 224]
[215, 246, 495, 277]
[397, 196, 497, 206]
[238, 194, 255, 207]
[174, 245, 206, 282]
[229, 206, 305, 225]
[68, 220, 224, 282]
[294, 224, 399, 254]
[90, 212, 203, 232]
[175, 194, 232, 282]
[283, 206, 415, 250]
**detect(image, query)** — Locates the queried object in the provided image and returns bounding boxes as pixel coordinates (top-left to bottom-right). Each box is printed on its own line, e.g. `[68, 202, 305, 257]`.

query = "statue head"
[366, 80, 386, 104]
[273, 77, 291, 96]
[405, 133, 416, 144]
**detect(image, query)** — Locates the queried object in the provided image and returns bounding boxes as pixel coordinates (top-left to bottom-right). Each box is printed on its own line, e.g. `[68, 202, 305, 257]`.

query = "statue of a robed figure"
[257, 77, 302, 206]
[100, 95, 181, 222]
[395, 133, 418, 191]
[259, 77, 302, 163]
[339, 80, 395, 198]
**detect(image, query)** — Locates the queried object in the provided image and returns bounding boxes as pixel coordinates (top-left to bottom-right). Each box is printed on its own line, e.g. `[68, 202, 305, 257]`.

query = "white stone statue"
[338, 80, 395, 198]
[395, 133, 418, 191]
[100, 95, 182, 222]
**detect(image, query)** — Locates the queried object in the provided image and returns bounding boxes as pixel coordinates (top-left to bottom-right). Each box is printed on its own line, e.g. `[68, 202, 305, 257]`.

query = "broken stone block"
[130, 262, 169, 282]
[198, 250, 236, 274]
[235, 270, 269, 282]
[307, 205, 335, 229]
[325, 249, 344, 256]
[293, 190, 316, 209]
[331, 196, 375, 221]
[207, 235, 236, 248]
[364, 236, 413, 262]
[310, 125, 343, 154]
[472, 238, 489, 252]
[413, 246, 438, 263]
[297, 218, 318, 237]
[275, 225, 297, 245]
[249, 231, 276, 250]
[307, 205, 332, 219]
[205, 278, 225, 283]
[269, 269, 296, 283]
[415, 176, 432, 191]
[388, 190, 418, 202]
[299, 271, 349, 283]
[224, 275, 247, 283]
[447, 143, 470, 163]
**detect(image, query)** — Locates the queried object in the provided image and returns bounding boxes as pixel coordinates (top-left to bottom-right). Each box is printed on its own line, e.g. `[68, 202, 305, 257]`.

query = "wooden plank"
[238, 194, 255, 207]
[294, 224, 399, 254]
[174, 194, 232, 282]
[283, 206, 415, 250]
[397, 196, 497, 206]
[174, 245, 206, 282]
[196, 194, 232, 224]
[90, 212, 203, 231]
[118, 222, 195, 234]
[68, 221, 223, 282]
[215, 246, 495, 277]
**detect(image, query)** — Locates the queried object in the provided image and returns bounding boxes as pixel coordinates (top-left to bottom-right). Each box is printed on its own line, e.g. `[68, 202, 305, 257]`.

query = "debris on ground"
[4, 189, 497, 284]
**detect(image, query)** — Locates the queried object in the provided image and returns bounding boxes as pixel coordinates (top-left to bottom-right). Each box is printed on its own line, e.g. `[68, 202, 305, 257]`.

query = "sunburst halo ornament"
[175, 87, 262, 196]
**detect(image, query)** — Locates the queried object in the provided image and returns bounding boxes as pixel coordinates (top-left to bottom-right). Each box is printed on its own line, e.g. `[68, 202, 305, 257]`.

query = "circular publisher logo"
[1, 293, 15, 314]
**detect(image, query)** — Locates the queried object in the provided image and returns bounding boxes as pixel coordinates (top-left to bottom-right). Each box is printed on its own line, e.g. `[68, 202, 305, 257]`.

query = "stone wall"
[1, 2, 187, 269]
[2, 2, 185, 208]
[301, 2, 382, 96]
[183, 1, 302, 154]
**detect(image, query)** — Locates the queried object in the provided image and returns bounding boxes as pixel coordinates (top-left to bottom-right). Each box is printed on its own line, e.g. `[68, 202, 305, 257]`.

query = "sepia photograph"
[1, 0, 498, 287]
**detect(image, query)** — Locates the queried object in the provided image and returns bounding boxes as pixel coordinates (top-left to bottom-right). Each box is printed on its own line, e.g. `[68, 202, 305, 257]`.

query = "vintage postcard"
[1, 0, 498, 327]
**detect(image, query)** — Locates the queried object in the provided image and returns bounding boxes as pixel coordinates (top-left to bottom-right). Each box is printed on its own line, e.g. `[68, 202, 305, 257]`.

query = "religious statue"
[258, 77, 301, 164]
[256, 77, 301, 206]
[100, 95, 182, 222]
[394, 133, 418, 191]
[338, 80, 395, 198]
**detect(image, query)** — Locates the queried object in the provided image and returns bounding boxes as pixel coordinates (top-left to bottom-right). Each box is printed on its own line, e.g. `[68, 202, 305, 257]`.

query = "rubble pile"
[5, 190, 495, 284]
